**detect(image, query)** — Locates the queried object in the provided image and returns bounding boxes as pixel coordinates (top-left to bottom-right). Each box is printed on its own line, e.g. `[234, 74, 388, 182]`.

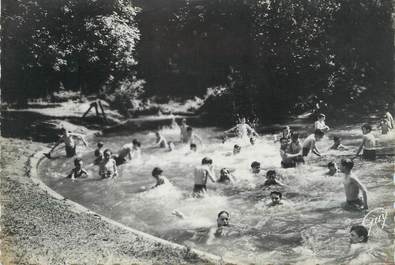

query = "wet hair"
[251, 161, 260, 168]
[270, 191, 282, 199]
[186, 126, 193, 132]
[134, 141, 141, 147]
[314, 129, 325, 137]
[202, 157, 213, 165]
[341, 158, 354, 170]
[291, 133, 299, 141]
[266, 170, 276, 177]
[333, 136, 341, 142]
[190, 143, 197, 149]
[234, 144, 241, 149]
[152, 167, 163, 176]
[103, 149, 112, 156]
[318, 113, 326, 119]
[283, 126, 290, 131]
[97, 142, 104, 148]
[220, 168, 230, 175]
[327, 161, 336, 168]
[217, 210, 230, 218]
[350, 225, 368, 242]
[132, 139, 138, 145]
[74, 158, 82, 166]
[362, 124, 372, 132]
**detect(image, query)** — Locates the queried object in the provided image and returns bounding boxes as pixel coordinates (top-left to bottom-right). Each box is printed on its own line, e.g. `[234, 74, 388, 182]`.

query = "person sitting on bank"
[355, 124, 376, 161]
[302, 129, 324, 157]
[314, 113, 330, 132]
[67, 158, 88, 181]
[340, 159, 368, 211]
[99, 149, 118, 179]
[280, 137, 302, 168]
[330, 136, 348, 150]
[193, 157, 216, 195]
[44, 128, 88, 158]
[217, 168, 237, 184]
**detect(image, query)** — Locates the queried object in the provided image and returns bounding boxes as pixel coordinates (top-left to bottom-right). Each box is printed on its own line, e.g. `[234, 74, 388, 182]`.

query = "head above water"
[240, 117, 246, 124]
[266, 170, 276, 179]
[251, 161, 261, 173]
[103, 149, 112, 159]
[97, 141, 104, 148]
[340, 158, 354, 173]
[168, 141, 175, 151]
[202, 157, 213, 165]
[152, 167, 163, 177]
[217, 210, 230, 227]
[190, 143, 197, 151]
[220, 168, 230, 176]
[317, 113, 326, 120]
[74, 157, 83, 167]
[250, 137, 256, 145]
[181, 118, 187, 124]
[327, 161, 337, 169]
[280, 137, 289, 147]
[186, 126, 193, 132]
[314, 129, 325, 140]
[270, 191, 282, 204]
[350, 225, 368, 243]
[233, 144, 241, 154]
[361, 124, 372, 134]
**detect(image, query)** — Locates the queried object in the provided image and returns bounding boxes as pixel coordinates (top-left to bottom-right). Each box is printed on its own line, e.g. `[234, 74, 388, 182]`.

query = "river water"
[39, 118, 394, 265]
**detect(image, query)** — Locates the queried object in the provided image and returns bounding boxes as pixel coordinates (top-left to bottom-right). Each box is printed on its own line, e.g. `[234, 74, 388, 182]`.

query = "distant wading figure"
[224, 117, 259, 138]
[44, 128, 88, 158]
[99, 149, 118, 179]
[193, 157, 216, 196]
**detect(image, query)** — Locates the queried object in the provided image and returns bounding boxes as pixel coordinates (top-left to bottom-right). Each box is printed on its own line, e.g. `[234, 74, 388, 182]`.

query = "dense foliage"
[2, 0, 140, 105]
[136, 0, 393, 121]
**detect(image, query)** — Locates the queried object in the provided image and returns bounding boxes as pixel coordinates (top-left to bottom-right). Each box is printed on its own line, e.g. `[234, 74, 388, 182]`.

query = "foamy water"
[39, 122, 394, 265]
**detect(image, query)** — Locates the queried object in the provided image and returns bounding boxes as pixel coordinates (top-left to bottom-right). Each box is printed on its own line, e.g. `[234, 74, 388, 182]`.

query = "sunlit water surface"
[39, 122, 394, 265]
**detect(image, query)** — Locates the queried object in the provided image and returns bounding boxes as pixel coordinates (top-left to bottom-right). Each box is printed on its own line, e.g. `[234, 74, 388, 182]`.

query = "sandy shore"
[0, 137, 233, 265]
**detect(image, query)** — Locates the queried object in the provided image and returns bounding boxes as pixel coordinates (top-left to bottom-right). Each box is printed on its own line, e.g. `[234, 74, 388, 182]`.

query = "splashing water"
[39, 123, 394, 264]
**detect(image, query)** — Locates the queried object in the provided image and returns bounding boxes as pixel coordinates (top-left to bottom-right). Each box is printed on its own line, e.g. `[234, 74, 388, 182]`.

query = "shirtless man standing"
[45, 128, 88, 158]
[193, 157, 216, 195]
[224, 117, 259, 138]
[340, 159, 368, 211]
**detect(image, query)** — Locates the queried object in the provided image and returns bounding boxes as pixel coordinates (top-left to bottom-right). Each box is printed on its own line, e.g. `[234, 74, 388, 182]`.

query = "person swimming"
[302, 129, 324, 157]
[94, 141, 104, 165]
[349, 225, 369, 244]
[190, 143, 197, 152]
[280, 137, 302, 168]
[99, 149, 118, 179]
[151, 167, 170, 188]
[217, 168, 236, 184]
[263, 170, 285, 186]
[67, 158, 88, 181]
[326, 161, 338, 176]
[44, 128, 88, 158]
[314, 113, 330, 132]
[330, 136, 348, 150]
[267, 191, 283, 206]
[193, 157, 216, 195]
[251, 161, 263, 177]
[340, 159, 368, 211]
[355, 124, 376, 161]
[224, 117, 259, 138]
[152, 132, 168, 149]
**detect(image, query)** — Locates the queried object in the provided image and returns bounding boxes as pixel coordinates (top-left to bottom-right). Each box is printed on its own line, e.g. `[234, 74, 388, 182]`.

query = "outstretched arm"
[355, 138, 366, 156]
[246, 124, 259, 137]
[48, 139, 63, 153]
[224, 126, 237, 134]
[70, 133, 88, 147]
[193, 134, 203, 145]
[353, 177, 368, 209]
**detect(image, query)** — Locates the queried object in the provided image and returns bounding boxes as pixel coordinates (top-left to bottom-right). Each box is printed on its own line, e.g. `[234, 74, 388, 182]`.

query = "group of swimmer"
[43, 111, 394, 245]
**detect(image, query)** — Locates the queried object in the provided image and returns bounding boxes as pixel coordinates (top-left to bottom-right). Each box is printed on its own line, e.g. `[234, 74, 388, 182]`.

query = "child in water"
[340, 159, 368, 211]
[326, 161, 338, 176]
[151, 167, 170, 188]
[217, 168, 236, 184]
[263, 170, 285, 186]
[267, 191, 283, 206]
[99, 149, 118, 179]
[94, 141, 104, 164]
[67, 158, 88, 180]
[350, 225, 369, 244]
[355, 124, 376, 161]
[330, 136, 348, 150]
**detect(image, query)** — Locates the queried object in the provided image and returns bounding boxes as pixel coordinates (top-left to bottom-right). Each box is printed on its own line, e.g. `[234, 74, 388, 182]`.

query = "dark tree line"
[2, 0, 393, 121]
[2, 0, 140, 105]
